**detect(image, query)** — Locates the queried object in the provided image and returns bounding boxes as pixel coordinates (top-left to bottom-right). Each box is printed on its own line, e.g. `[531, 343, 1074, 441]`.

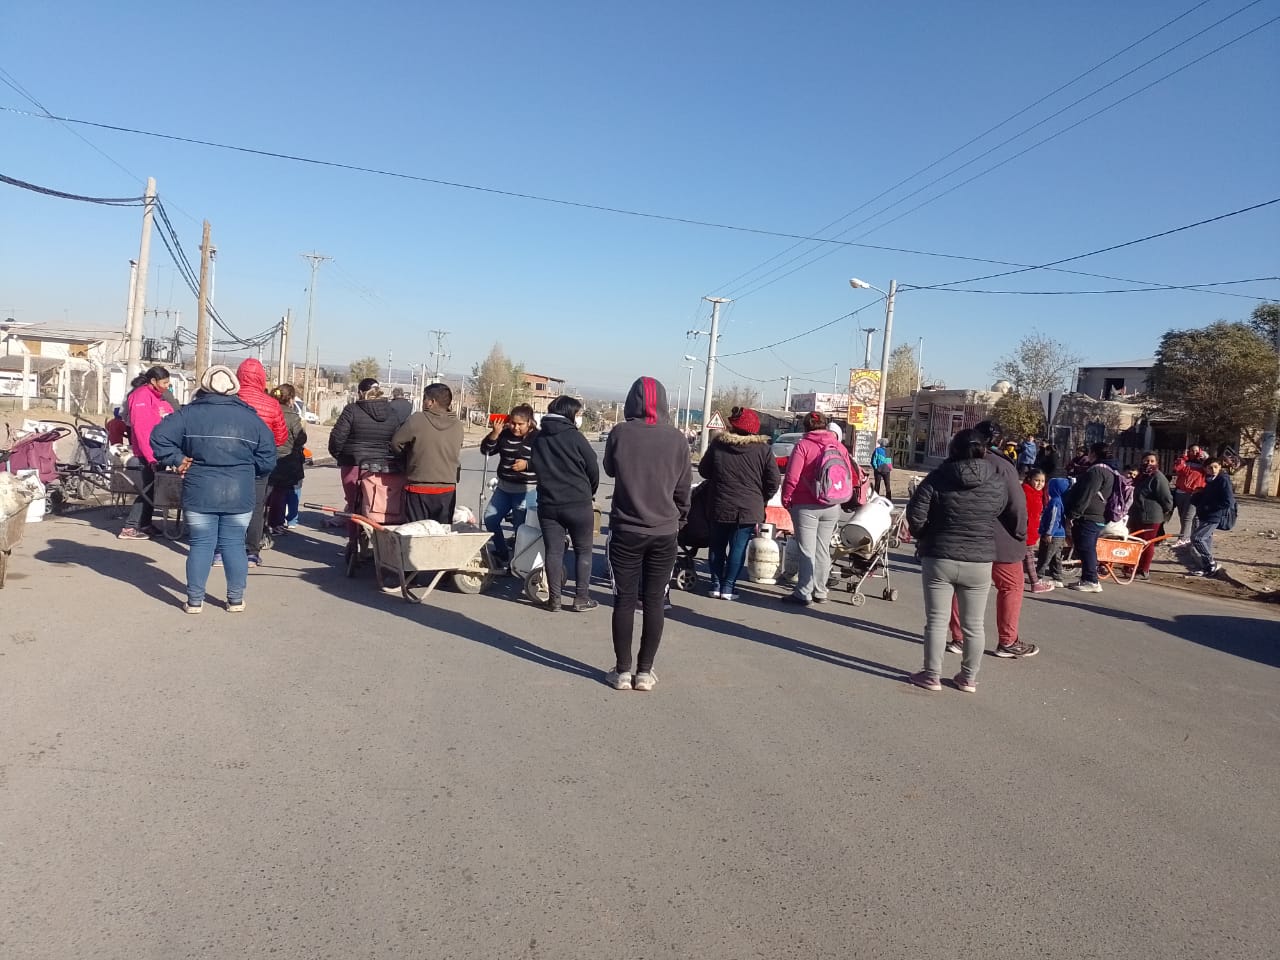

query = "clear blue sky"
[2, 0, 1277, 400]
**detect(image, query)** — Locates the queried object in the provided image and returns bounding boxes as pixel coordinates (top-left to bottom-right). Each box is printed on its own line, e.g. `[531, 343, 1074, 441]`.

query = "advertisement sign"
[848, 368, 882, 434]
[791, 392, 850, 415]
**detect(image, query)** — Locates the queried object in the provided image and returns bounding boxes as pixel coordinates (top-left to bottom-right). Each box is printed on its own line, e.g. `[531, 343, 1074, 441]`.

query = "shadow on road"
[1052, 599, 1279, 668]
[35, 538, 185, 605]
[668, 606, 908, 682]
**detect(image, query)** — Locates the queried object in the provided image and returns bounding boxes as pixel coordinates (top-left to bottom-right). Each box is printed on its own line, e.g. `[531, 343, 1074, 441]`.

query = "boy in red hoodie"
[1022, 469, 1053, 594]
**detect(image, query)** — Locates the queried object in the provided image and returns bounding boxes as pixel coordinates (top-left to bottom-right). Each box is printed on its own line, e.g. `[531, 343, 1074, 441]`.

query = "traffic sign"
[707, 411, 725, 430]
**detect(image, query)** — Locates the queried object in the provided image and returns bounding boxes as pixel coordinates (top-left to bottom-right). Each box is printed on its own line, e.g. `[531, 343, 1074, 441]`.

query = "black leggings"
[873, 468, 893, 498]
[608, 529, 678, 674]
[539, 501, 595, 605]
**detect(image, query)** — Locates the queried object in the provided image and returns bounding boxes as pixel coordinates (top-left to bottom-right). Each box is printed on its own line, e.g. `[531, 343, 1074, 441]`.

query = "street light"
[681, 361, 698, 432]
[486, 382, 505, 424]
[849, 277, 898, 445]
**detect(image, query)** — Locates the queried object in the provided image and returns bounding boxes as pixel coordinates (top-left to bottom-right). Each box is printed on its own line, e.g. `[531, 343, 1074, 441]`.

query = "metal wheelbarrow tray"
[358, 519, 495, 603]
[0, 505, 29, 588]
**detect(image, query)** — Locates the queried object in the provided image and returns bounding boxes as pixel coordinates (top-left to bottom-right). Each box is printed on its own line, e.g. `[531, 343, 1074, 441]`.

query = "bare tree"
[991, 333, 1082, 395]
[886, 343, 918, 400]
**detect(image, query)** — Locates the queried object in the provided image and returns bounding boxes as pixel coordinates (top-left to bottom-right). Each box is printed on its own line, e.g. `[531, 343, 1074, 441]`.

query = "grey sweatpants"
[789, 504, 843, 601]
[921, 556, 993, 682]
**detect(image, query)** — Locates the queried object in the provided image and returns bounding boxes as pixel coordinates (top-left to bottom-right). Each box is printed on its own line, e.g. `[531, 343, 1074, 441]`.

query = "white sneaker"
[227, 601, 246, 613]
[708, 589, 722, 599]
[605, 670, 633, 690]
[632, 671, 658, 692]
[720, 592, 739, 601]
[183, 603, 203, 615]
[945, 641, 963, 655]
[1069, 581, 1103, 593]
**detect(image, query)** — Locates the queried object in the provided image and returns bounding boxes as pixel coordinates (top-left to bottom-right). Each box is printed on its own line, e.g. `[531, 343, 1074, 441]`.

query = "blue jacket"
[1017, 440, 1038, 466]
[1040, 477, 1069, 540]
[1191, 471, 1236, 525]
[150, 393, 277, 514]
[871, 445, 892, 471]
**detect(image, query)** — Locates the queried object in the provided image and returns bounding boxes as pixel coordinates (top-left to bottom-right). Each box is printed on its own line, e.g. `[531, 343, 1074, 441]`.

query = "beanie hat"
[728, 406, 760, 435]
[200, 364, 240, 396]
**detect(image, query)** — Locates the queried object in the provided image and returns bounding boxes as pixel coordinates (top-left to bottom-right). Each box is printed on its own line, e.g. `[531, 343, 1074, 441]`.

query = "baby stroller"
[672, 480, 713, 591]
[829, 496, 902, 607]
[1, 427, 69, 513]
[50, 423, 114, 511]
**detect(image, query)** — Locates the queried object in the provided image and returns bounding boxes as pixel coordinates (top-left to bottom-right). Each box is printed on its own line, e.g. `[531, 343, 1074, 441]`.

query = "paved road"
[2, 452, 1277, 959]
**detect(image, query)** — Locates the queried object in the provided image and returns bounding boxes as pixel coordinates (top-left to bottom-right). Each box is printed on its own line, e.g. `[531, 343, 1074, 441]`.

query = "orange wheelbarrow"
[1096, 532, 1172, 584]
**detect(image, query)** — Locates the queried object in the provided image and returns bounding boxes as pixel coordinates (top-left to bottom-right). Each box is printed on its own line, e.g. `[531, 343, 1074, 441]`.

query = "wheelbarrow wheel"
[524, 569, 550, 604]
[452, 570, 490, 594]
[0, 549, 8, 589]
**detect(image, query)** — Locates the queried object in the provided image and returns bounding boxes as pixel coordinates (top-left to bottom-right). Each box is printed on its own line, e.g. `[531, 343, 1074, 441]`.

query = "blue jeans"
[1190, 518, 1217, 571]
[483, 486, 536, 563]
[286, 483, 301, 523]
[708, 522, 754, 593]
[186, 510, 252, 605]
[1072, 518, 1104, 584]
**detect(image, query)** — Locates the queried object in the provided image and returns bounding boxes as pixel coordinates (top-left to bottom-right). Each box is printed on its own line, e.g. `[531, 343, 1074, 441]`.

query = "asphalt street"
[2, 444, 1277, 959]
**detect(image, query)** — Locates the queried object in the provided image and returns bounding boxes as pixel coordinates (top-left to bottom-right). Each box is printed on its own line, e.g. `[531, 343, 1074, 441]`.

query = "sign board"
[792, 392, 851, 415]
[1039, 390, 1064, 426]
[853, 430, 875, 466]
[707, 411, 725, 430]
[848, 369, 882, 436]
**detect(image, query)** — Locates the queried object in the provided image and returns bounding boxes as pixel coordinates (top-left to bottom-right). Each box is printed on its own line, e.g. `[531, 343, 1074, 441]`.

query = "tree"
[710, 383, 759, 422]
[1249, 303, 1280, 496]
[991, 333, 1082, 395]
[1146, 320, 1277, 451]
[349, 356, 380, 383]
[470, 343, 529, 416]
[886, 343, 918, 400]
[990, 392, 1045, 440]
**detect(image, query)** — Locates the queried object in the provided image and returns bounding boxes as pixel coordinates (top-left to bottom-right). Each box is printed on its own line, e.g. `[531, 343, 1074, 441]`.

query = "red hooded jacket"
[1021, 481, 1045, 548]
[235, 358, 287, 446]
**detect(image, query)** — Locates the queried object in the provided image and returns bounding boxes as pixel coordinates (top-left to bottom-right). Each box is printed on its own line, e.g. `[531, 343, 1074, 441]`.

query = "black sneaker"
[571, 599, 599, 612]
[994, 640, 1039, 658]
[779, 594, 811, 606]
[541, 597, 561, 612]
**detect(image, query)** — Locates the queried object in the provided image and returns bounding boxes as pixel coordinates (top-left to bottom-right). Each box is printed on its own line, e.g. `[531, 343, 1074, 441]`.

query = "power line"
[719, 301, 883, 360]
[0, 171, 143, 205]
[724, 9, 1280, 302]
[708, 0, 1221, 297]
[914, 276, 1280, 296]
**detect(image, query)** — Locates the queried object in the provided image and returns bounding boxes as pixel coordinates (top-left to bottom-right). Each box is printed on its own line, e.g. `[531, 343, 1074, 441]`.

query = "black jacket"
[1130, 468, 1174, 527]
[984, 449, 1027, 563]
[1066, 462, 1115, 524]
[697, 432, 781, 525]
[328, 398, 401, 467]
[270, 407, 307, 487]
[603, 377, 692, 537]
[1191, 471, 1236, 524]
[480, 425, 538, 487]
[531, 415, 599, 507]
[907, 457, 1020, 563]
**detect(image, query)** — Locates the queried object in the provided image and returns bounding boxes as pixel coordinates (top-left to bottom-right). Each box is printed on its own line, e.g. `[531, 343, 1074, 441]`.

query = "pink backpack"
[813, 443, 855, 506]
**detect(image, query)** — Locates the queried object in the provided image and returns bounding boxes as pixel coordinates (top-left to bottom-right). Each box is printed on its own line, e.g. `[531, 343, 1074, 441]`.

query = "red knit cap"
[728, 407, 760, 435]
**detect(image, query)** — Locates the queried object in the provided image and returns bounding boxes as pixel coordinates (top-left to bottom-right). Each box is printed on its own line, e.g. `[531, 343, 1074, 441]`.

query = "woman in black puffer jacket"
[905, 428, 1022, 694]
[328, 378, 404, 513]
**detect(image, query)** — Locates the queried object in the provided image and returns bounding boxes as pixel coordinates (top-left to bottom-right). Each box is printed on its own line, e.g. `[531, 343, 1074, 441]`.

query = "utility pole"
[300, 252, 332, 410]
[195, 220, 212, 378]
[859, 327, 876, 369]
[205, 244, 217, 372]
[428, 329, 450, 380]
[386, 350, 393, 384]
[1256, 319, 1280, 496]
[875, 281, 898, 442]
[277, 310, 290, 386]
[783, 375, 793, 411]
[909, 336, 925, 468]
[124, 259, 138, 334]
[697, 297, 731, 456]
[126, 177, 156, 381]
[682, 364, 696, 432]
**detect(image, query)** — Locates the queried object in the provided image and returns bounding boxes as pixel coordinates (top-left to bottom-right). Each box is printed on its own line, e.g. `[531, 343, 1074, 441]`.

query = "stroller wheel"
[673, 565, 698, 591]
[849, 591, 867, 607]
[882, 587, 899, 602]
[888, 536, 902, 549]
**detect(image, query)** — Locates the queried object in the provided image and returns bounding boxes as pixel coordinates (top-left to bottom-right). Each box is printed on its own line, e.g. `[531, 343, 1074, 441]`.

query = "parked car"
[770, 431, 804, 469]
[293, 399, 320, 424]
[598, 428, 611, 443]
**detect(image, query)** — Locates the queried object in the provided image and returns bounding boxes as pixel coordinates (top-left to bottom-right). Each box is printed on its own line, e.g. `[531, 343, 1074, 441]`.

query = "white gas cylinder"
[840, 496, 893, 552]
[746, 523, 782, 583]
[509, 504, 544, 577]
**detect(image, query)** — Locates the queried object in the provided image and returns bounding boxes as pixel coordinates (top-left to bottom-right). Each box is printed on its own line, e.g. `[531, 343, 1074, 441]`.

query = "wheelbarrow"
[0, 502, 30, 588]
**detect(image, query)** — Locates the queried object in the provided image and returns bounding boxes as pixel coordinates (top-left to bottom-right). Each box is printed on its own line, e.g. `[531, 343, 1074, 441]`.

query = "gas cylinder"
[746, 523, 782, 583]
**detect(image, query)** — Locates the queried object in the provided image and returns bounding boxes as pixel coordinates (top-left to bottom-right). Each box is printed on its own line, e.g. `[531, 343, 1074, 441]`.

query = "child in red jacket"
[1022, 470, 1054, 593]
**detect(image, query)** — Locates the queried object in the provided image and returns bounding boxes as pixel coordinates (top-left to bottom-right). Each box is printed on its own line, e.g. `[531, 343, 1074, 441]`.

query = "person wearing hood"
[479, 403, 539, 571]
[119, 365, 174, 540]
[234, 358, 288, 563]
[1171, 445, 1208, 546]
[150, 365, 276, 613]
[266, 383, 307, 536]
[1129, 451, 1174, 581]
[1021, 469, 1053, 594]
[906, 428, 1020, 693]
[530, 395, 600, 612]
[391, 382, 465, 522]
[780, 411, 854, 605]
[697, 407, 780, 600]
[329, 377, 402, 517]
[602, 376, 691, 692]
[1036, 476, 1071, 587]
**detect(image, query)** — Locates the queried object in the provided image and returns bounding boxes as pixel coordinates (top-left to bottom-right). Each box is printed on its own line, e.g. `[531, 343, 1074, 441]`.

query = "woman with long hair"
[119, 365, 174, 540]
[266, 384, 307, 535]
[905, 428, 1021, 693]
[530, 395, 600, 611]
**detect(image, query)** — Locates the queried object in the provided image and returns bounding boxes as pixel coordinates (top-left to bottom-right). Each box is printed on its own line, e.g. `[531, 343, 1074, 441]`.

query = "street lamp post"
[682, 362, 697, 432]
[486, 382, 505, 425]
[682, 355, 705, 434]
[850, 277, 897, 442]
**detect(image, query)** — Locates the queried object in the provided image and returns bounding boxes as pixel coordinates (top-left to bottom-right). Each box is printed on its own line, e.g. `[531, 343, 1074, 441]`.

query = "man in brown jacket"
[390, 383, 465, 522]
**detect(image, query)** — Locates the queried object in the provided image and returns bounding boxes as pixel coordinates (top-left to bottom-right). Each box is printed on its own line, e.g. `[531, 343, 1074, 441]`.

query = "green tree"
[470, 343, 530, 416]
[1147, 320, 1277, 450]
[886, 343, 918, 400]
[990, 392, 1045, 440]
[991, 333, 1081, 395]
[349, 356, 380, 383]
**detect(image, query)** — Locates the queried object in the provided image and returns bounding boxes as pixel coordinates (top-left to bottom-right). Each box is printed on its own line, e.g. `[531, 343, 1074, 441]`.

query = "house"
[1075, 359, 1155, 401]
[0, 325, 131, 414]
[522, 372, 565, 414]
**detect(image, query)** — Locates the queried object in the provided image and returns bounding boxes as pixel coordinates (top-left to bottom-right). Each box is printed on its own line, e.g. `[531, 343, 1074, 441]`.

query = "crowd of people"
[108, 363, 1241, 693]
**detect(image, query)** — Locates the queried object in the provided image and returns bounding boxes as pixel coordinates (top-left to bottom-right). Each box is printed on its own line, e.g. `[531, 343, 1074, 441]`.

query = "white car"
[770, 432, 805, 468]
[293, 399, 320, 424]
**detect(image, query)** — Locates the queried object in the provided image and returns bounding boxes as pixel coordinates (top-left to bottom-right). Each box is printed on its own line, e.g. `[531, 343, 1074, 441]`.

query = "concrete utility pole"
[859, 327, 876, 369]
[195, 220, 212, 378]
[126, 177, 156, 381]
[681, 363, 696, 431]
[124, 259, 138, 334]
[428, 329, 450, 380]
[277, 310, 290, 386]
[783, 375, 793, 411]
[875, 281, 898, 440]
[698, 296, 731, 456]
[301, 252, 332, 409]
[1256, 321, 1280, 496]
[386, 350, 393, 384]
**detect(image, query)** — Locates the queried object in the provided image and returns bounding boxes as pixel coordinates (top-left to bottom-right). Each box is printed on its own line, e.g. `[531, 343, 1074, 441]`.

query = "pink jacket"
[127, 384, 175, 464]
[782, 429, 845, 508]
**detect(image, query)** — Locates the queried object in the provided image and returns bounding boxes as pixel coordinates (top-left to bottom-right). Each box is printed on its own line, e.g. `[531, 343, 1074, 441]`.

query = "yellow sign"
[847, 369, 881, 433]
